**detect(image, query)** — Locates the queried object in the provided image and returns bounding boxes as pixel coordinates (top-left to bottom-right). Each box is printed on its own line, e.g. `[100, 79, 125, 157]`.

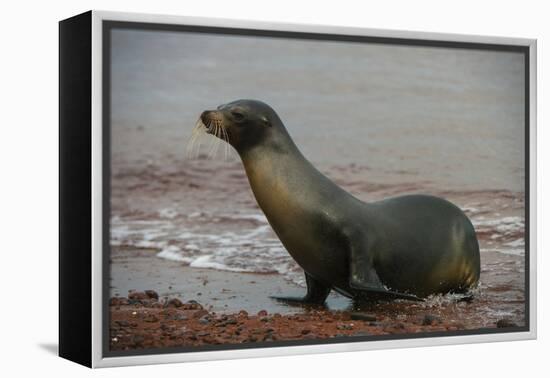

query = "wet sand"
[110, 245, 350, 314]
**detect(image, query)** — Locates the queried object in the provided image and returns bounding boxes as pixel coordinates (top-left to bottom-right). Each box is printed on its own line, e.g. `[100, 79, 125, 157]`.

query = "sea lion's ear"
[261, 115, 271, 127]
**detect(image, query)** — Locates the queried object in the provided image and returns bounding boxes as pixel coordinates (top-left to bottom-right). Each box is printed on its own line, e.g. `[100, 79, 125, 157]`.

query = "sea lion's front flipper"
[348, 234, 386, 292]
[347, 235, 423, 301]
[347, 241, 422, 301]
[270, 273, 331, 305]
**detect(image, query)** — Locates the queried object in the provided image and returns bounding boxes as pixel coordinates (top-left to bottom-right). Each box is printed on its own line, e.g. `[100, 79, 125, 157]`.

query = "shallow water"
[109, 29, 526, 328]
[110, 161, 525, 284]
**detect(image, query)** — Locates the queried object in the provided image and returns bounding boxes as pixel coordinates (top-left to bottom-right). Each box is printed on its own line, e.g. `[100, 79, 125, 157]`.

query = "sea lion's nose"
[200, 110, 214, 122]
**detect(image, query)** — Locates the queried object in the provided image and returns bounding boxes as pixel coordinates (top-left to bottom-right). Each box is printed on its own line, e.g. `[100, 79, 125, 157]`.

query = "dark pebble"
[132, 335, 145, 345]
[139, 299, 155, 307]
[115, 320, 130, 327]
[350, 312, 377, 322]
[143, 314, 159, 323]
[183, 300, 203, 310]
[145, 290, 159, 300]
[185, 332, 197, 341]
[166, 298, 183, 308]
[336, 324, 353, 330]
[422, 314, 442, 326]
[128, 291, 148, 300]
[225, 317, 238, 325]
[109, 297, 128, 306]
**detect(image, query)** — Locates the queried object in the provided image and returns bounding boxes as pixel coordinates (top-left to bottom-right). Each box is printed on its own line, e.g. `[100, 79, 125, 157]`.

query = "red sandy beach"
[109, 288, 519, 352]
[109, 239, 523, 352]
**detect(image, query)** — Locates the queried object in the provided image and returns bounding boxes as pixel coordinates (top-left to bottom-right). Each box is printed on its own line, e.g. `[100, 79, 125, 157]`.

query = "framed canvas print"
[59, 10, 537, 368]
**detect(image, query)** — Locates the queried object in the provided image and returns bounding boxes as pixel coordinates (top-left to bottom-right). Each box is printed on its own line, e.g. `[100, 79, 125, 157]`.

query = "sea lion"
[195, 99, 480, 303]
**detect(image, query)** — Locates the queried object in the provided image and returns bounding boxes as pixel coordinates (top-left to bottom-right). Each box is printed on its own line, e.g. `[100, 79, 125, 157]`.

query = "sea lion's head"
[197, 99, 280, 153]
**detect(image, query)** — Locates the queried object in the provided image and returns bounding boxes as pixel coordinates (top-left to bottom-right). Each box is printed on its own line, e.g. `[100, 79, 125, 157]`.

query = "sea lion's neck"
[237, 125, 344, 231]
[238, 126, 311, 219]
[239, 128, 302, 185]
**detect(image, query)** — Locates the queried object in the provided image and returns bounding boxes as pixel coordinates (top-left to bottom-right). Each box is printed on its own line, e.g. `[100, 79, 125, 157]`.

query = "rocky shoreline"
[109, 290, 517, 352]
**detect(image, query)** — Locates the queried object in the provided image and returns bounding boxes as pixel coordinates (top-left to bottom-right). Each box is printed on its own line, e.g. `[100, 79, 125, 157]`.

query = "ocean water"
[108, 28, 526, 324]
[109, 161, 525, 287]
[110, 29, 525, 192]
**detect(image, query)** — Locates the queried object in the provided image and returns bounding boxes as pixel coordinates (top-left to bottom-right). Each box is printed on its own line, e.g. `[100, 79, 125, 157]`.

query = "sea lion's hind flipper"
[355, 287, 424, 302]
[353, 289, 424, 303]
[270, 273, 330, 305]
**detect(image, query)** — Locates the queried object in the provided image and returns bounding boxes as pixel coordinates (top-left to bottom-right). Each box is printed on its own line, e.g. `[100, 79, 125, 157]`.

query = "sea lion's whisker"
[206, 121, 214, 157]
[209, 125, 217, 158]
[187, 115, 233, 161]
[217, 124, 222, 157]
[195, 120, 209, 158]
[222, 124, 230, 161]
[192, 128, 204, 151]
[221, 124, 229, 160]
[214, 123, 223, 158]
[194, 120, 207, 158]
[207, 123, 220, 159]
[186, 118, 207, 159]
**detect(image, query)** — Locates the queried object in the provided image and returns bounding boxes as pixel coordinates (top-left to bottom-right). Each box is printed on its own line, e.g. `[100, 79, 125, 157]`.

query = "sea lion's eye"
[231, 111, 245, 121]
